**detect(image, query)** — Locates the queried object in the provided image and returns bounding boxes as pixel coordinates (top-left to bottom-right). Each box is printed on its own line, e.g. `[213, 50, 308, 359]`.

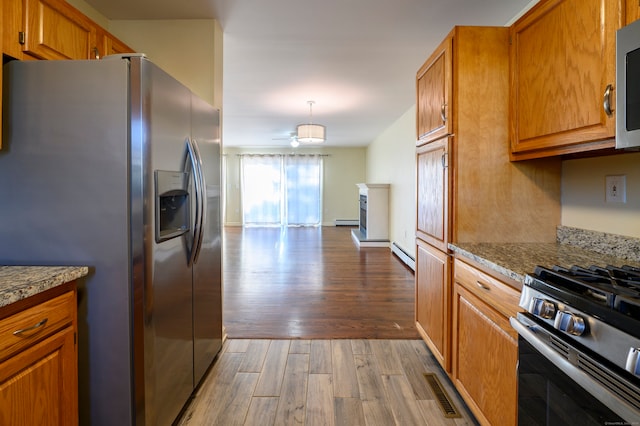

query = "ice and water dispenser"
[155, 170, 190, 243]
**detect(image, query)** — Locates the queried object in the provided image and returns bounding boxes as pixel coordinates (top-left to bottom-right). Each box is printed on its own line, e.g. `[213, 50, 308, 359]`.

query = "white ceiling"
[85, 0, 534, 148]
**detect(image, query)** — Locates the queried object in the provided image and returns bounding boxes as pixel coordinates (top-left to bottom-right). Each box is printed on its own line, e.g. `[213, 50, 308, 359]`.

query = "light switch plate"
[605, 175, 626, 203]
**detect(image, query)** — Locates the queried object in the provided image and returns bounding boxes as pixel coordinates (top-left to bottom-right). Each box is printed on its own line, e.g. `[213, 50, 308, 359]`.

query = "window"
[241, 155, 322, 226]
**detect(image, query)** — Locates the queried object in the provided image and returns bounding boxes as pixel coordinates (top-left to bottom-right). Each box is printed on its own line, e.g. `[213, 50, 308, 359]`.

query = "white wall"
[366, 106, 416, 257]
[562, 152, 640, 238]
[223, 147, 366, 226]
[108, 20, 221, 108]
[64, 1, 222, 109]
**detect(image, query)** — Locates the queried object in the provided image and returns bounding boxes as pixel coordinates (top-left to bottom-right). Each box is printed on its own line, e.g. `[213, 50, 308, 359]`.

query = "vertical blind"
[240, 154, 323, 226]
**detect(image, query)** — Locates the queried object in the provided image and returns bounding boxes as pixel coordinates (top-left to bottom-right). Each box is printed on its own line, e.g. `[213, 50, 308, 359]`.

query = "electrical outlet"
[605, 175, 627, 203]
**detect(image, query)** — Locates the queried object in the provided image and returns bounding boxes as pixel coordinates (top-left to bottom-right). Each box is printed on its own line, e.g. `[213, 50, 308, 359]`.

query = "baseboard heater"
[391, 242, 415, 271]
[334, 219, 359, 226]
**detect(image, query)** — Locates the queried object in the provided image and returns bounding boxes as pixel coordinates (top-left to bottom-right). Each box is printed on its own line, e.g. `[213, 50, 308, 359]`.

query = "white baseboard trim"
[334, 219, 359, 226]
[391, 242, 415, 271]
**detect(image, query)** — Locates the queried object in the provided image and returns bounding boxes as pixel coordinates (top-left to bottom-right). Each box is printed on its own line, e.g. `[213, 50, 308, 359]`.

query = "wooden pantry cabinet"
[452, 259, 519, 426]
[414, 26, 560, 378]
[509, 0, 623, 160]
[0, 282, 78, 426]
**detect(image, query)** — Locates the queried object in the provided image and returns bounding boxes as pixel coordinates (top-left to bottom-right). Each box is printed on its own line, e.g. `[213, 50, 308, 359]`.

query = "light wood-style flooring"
[222, 226, 419, 339]
[178, 339, 476, 426]
[178, 226, 477, 425]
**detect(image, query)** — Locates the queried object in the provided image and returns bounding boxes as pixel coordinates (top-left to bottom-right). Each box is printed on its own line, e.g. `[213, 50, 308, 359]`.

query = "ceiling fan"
[272, 132, 301, 147]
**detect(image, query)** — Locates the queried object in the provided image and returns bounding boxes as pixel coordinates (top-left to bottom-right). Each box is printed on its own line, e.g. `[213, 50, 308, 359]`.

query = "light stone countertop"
[0, 266, 89, 308]
[449, 242, 640, 286]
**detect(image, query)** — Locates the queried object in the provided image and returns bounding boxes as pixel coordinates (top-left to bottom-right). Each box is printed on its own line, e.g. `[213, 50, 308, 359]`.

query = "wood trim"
[0, 280, 76, 321]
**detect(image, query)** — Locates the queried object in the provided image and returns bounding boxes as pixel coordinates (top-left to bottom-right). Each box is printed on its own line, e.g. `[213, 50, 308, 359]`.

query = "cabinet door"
[416, 137, 450, 252]
[415, 239, 450, 372]
[509, 0, 621, 160]
[627, 2, 640, 25]
[452, 283, 517, 426]
[94, 27, 135, 59]
[416, 34, 452, 143]
[0, 327, 78, 426]
[23, 0, 95, 60]
[3, 0, 24, 59]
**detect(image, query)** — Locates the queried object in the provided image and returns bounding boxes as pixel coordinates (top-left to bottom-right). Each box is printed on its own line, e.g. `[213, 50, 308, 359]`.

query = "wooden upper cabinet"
[416, 35, 452, 144]
[509, 0, 623, 160]
[23, 0, 95, 60]
[3, 0, 25, 59]
[627, 1, 640, 25]
[105, 35, 134, 56]
[94, 27, 135, 59]
[416, 136, 450, 251]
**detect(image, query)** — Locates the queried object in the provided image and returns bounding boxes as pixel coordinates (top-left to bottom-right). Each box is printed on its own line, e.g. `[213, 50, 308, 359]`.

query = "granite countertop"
[0, 266, 89, 308]
[449, 227, 640, 286]
[451, 242, 640, 285]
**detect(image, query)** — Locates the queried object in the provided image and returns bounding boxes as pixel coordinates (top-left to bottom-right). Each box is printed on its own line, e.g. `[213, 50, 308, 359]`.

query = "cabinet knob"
[603, 84, 614, 117]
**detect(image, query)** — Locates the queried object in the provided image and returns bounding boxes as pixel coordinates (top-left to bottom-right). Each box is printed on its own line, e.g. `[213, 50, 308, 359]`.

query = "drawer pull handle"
[476, 281, 490, 291]
[13, 318, 48, 336]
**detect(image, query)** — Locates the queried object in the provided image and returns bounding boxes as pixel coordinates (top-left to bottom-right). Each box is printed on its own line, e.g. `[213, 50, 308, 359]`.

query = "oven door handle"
[510, 316, 640, 423]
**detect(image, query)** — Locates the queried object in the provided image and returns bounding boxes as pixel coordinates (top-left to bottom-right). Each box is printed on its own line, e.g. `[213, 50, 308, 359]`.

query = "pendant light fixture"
[296, 101, 326, 143]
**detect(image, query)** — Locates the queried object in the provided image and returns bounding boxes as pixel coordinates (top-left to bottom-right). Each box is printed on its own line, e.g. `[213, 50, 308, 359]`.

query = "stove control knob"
[528, 298, 556, 319]
[625, 348, 640, 377]
[553, 311, 586, 336]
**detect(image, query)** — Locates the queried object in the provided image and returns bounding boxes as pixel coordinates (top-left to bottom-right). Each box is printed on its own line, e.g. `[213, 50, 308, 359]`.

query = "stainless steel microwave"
[616, 19, 640, 149]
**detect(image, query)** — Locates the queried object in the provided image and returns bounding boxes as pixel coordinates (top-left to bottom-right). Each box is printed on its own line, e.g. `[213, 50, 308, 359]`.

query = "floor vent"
[423, 373, 461, 418]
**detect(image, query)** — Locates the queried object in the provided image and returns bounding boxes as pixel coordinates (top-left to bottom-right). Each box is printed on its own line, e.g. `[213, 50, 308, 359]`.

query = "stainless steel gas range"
[511, 264, 640, 424]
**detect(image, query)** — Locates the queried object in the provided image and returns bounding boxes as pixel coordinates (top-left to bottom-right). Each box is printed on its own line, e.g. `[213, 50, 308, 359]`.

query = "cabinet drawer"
[0, 291, 75, 361]
[453, 259, 520, 319]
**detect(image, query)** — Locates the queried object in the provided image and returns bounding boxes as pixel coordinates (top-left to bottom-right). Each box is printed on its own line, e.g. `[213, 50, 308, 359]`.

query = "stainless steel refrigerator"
[0, 55, 222, 425]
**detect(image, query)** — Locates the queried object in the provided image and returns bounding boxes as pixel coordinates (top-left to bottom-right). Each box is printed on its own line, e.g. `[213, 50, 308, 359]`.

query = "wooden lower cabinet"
[0, 286, 78, 426]
[452, 259, 519, 426]
[415, 238, 450, 371]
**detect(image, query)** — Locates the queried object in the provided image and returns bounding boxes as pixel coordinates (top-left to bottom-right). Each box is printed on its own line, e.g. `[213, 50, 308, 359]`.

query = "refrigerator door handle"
[185, 138, 204, 266]
[191, 138, 207, 264]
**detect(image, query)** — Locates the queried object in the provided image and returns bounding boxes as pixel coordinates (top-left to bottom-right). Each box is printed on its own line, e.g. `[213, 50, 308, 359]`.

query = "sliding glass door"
[241, 154, 322, 226]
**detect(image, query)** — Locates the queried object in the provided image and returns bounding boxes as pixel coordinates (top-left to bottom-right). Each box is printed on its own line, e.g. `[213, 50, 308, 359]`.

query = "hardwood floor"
[178, 339, 476, 426]
[222, 226, 419, 339]
[178, 227, 479, 425]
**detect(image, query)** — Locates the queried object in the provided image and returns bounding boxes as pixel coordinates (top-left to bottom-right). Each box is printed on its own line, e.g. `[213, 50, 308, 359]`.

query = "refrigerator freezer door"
[190, 95, 223, 384]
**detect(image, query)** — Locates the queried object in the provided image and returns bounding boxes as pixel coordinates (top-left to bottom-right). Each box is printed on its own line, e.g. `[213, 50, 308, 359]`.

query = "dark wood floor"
[223, 226, 419, 339]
